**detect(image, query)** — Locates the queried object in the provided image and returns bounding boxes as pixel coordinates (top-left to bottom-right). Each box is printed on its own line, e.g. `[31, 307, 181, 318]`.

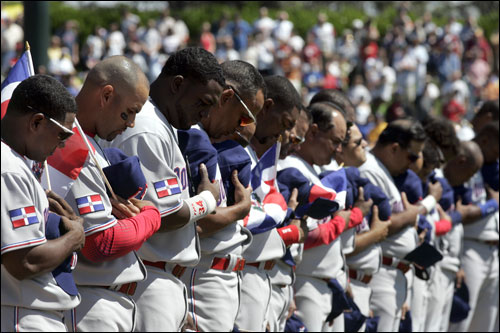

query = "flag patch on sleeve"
[9, 206, 40, 228]
[154, 178, 181, 198]
[76, 194, 105, 215]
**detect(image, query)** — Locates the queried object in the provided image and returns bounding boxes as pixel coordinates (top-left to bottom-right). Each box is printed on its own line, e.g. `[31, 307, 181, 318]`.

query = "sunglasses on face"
[290, 133, 306, 145]
[229, 85, 257, 127]
[407, 150, 420, 163]
[27, 106, 74, 141]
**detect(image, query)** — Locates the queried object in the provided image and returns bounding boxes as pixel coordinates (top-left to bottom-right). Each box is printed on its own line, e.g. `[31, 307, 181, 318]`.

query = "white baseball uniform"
[449, 171, 499, 332]
[101, 98, 200, 332]
[178, 125, 253, 332]
[358, 152, 419, 332]
[1, 141, 80, 332]
[280, 154, 347, 332]
[44, 134, 147, 332]
[234, 145, 287, 332]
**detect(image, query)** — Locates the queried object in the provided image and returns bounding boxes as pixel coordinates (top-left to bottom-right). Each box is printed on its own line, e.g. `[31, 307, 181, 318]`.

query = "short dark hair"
[309, 89, 355, 123]
[264, 75, 301, 114]
[221, 60, 266, 100]
[423, 117, 460, 156]
[7, 74, 77, 122]
[475, 100, 499, 120]
[377, 118, 426, 148]
[160, 47, 225, 87]
[422, 139, 443, 170]
[300, 104, 312, 124]
[308, 102, 344, 132]
[476, 121, 499, 141]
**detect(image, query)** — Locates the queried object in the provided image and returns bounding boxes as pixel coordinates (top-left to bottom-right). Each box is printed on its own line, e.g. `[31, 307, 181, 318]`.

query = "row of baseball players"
[2, 46, 498, 332]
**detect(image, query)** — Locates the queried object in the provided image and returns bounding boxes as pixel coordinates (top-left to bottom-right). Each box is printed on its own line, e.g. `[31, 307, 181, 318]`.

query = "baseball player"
[41, 56, 162, 332]
[449, 125, 499, 332]
[101, 47, 223, 332]
[1, 75, 85, 332]
[176, 60, 266, 332]
[357, 119, 425, 332]
[235, 75, 303, 332]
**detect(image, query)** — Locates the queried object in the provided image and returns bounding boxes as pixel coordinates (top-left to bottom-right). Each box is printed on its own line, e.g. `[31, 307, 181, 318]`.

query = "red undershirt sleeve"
[304, 215, 346, 250]
[81, 206, 161, 262]
[348, 207, 364, 229]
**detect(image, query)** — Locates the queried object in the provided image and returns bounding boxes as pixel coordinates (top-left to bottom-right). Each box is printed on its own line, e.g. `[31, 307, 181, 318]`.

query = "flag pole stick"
[73, 118, 118, 201]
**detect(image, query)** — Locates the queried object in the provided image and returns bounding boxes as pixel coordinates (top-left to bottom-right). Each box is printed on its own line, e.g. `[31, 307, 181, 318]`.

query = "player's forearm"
[388, 211, 416, 235]
[3, 230, 82, 280]
[348, 231, 380, 256]
[158, 204, 192, 232]
[197, 201, 250, 238]
[304, 215, 346, 250]
[82, 206, 160, 262]
[461, 203, 493, 225]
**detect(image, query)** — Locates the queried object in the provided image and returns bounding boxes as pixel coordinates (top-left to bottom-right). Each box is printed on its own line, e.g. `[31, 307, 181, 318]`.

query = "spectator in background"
[311, 12, 335, 65]
[58, 20, 79, 67]
[172, 14, 189, 49]
[157, 8, 175, 37]
[82, 26, 107, 70]
[163, 27, 181, 55]
[253, 6, 275, 39]
[200, 21, 216, 54]
[1, 16, 23, 75]
[120, 9, 140, 36]
[107, 22, 126, 56]
[228, 14, 251, 53]
[273, 11, 294, 44]
[141, 19, 162, 64]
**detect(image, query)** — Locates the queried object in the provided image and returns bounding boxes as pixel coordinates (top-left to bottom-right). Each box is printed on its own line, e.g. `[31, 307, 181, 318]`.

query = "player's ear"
[220, 88, 234, 106]
[29, 113, 45, 132]
[171, 75, 184, 94]
[100, 85, 114, 107]
[261, 98, 274, 115]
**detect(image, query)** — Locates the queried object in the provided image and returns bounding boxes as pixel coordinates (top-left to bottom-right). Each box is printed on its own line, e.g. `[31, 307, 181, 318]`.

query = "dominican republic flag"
[154, 178, 181, 198]
[1, 49, 34, 119]
[76, 194, 105, 215]
[42, 125, 95, 199]
[244, 142, 288, 234]
[9, 206, 40, 229]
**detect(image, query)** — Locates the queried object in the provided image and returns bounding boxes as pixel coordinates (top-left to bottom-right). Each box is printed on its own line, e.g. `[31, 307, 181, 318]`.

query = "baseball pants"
[267, 283, 293, 332]
[349, 279, 372, 332]
[294, 275, 334, 332]
[1, 306, 68, 332]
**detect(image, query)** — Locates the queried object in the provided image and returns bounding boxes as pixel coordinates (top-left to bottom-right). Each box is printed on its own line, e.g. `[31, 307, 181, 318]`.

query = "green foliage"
[478, 11, 499, 38]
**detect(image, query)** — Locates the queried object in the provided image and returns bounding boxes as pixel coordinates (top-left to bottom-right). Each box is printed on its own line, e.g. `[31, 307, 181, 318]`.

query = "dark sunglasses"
[229, 85, 257, 127]
[407, 150, 420, 163]
[290, 133, 306, 145]
[27, 106, 74, 141]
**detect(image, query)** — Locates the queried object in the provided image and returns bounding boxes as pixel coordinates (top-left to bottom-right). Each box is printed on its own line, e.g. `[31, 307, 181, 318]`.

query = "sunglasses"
[290, 133, 305, 145]
[27, 106, 74, 141]
[229, 85, 257, 127]
[407, 150, 420, 163]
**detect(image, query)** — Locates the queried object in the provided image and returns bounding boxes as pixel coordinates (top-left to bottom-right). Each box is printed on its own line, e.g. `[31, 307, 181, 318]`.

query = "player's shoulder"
[1, 143, 30, 176]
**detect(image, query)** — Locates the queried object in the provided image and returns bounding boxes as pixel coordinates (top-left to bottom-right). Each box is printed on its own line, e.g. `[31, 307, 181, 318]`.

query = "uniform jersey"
[59, 135, 146, 286]
[358, 152, 418, 259]
[280, 154, 345, 280]
[463, 172, 499, 241]
[191, 125, 251, 257]
[100, 99, 200, 266]
[1, 141, 80, 310]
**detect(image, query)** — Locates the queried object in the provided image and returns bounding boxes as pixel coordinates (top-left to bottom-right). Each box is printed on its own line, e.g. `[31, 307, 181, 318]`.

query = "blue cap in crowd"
[178, 128, 218, 196]
[364, 316, 380, 332]
[45, 213, 78, 296]
[213, 140, 252, 206]
[325, 278, 350, 322]
[343, 297, 367, 332]
[394, 169, 423, 204]
[102, 147, 147, 200]
[341, 167, 392, 222]
[399, 310, 412, 332]
[404, 241, 443, 269]
[450, 281, 471, 323]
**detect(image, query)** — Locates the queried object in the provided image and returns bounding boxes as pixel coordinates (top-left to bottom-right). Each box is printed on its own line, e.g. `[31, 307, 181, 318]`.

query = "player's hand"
[345, 281, 354, 300]
[354, 187, 373, 217]
[370, 205, 391, 242]
[287, 298, 297, 320]
[401, 192, 420, 226]
[181, 313, 196, 332]
[456, 268, 466, 289]
[45, 189, 78, 220]
[110, 195, 141, 219]
[436, 203, 452, 222]
[60, 216, 85, 251]
[401, 302, 409, 320]
[232, 170, 252, 218]
[197, 163, 220, 202]
[455, 198, 469, 220]
[428, 180, 443, 202]
[129, 198, 156, 211]
[287, 188, 299, 211]
[418, 228, 428, 245]
[485, 184, 499, 205]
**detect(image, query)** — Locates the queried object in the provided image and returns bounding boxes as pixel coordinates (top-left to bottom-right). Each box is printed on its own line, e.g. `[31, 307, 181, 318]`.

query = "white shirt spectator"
[442, 79, 470, 107]
[349, 83, 372, 105]
[273, 19, 294, 43]
[254, 16, 275, 38]
[107, 30, 126, 56]
[312, 22, 335, 54]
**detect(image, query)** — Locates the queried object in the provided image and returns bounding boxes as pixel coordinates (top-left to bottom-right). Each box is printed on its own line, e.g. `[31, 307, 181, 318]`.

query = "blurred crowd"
[2, 3, 499, 140]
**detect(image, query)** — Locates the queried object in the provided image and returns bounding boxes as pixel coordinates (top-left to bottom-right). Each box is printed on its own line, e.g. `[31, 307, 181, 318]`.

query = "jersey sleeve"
[1, 172, 47, 255]
[66, 160, 117, 236]
[115, 133, 184, 217]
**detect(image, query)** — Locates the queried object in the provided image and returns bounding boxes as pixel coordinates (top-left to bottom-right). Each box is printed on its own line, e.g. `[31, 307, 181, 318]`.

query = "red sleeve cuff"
[348, 207, 364, 229]
[277, 224, 300, 247]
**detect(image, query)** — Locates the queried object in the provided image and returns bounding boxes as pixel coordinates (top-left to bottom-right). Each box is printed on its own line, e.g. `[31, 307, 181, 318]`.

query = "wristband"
[277, 224, 300, 246]
[449, 210, 462, 226]
[420, 195, 437, 214]
[184, 191, 217, 222]
[479, 199, 499, 217]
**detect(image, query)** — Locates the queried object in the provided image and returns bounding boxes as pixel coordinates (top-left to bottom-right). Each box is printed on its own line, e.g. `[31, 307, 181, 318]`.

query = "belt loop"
[224, 254, 238, 273]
